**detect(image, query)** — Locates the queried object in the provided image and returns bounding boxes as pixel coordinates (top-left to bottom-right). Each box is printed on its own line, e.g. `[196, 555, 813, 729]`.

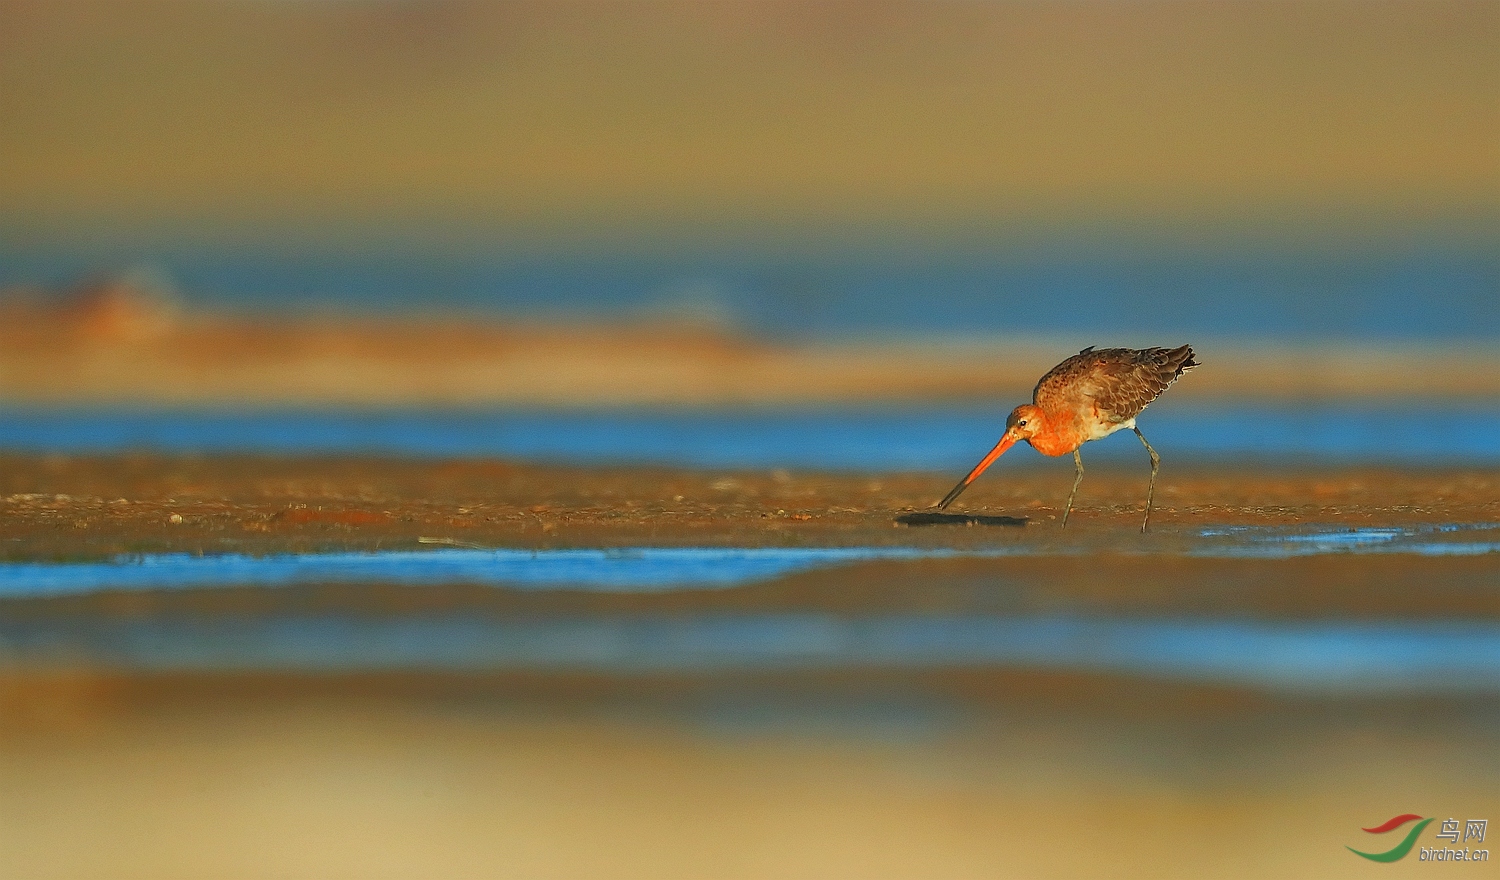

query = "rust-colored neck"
[1024, 405, 1088, 457]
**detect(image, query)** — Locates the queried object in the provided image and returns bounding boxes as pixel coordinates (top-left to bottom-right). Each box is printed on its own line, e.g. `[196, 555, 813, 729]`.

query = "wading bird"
[936, 345, 1198, 531]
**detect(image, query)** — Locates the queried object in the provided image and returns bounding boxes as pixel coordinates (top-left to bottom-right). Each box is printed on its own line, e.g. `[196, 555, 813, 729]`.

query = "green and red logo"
[1348, 814, 1433, 862]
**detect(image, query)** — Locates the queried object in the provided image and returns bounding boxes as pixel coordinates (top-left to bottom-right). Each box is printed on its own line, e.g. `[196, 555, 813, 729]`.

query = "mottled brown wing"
[1033, 345, 1198, 423]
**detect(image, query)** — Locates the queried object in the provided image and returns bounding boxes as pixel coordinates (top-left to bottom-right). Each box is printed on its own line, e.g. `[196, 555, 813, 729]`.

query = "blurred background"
[1, 0, 1497, 458]
[1, 2, 1498, 878]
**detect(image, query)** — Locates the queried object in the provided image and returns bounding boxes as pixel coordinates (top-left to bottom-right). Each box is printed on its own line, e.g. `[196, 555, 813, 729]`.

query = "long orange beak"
[936, 435, 1016, 510]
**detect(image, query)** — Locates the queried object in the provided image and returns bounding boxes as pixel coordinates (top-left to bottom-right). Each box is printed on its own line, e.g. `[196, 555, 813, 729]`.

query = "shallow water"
[3, 403, 1499, 467]
[0, 547, 990, 598]
[1195, 523, 1500, 558]
[3, 525, 1496, 599]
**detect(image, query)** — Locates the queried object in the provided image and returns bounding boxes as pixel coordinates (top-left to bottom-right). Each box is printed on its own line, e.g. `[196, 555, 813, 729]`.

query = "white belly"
[1087, 417, 1136, 443]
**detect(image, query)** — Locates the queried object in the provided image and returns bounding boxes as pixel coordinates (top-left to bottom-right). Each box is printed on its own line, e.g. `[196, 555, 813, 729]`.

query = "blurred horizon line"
[5, 202, 1497, 257]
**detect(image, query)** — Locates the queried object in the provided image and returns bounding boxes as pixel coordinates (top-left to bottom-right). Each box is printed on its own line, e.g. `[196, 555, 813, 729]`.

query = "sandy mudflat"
[2, 453, 1497, 560]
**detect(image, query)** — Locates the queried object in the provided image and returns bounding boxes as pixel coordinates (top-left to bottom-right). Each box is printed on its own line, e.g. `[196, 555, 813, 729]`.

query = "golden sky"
[2, 0, 1496, 245]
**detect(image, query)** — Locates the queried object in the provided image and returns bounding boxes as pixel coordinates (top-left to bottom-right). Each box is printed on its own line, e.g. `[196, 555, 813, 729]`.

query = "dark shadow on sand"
[896, 512, 1028, 527]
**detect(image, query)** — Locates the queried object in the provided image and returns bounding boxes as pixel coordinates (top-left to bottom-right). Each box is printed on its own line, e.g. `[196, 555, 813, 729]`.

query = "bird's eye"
[1017, 420, 1027, 427]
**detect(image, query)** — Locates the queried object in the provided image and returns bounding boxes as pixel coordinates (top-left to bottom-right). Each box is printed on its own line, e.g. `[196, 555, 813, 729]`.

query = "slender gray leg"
[1133, 426, 1161, 532]
[1061, 449, 1084, 527]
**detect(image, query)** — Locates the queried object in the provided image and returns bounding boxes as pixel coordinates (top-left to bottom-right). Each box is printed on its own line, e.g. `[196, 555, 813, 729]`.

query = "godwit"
[936, 345, 1198, 531]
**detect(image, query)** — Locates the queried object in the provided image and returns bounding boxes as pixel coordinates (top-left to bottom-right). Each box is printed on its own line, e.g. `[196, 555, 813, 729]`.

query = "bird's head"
[935, 402, 1042, 510]
[1004, 404, 1043, 442]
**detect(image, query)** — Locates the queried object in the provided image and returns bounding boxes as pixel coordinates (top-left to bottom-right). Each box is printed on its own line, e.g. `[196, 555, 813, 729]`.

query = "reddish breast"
[1024, 410, 1089, 457]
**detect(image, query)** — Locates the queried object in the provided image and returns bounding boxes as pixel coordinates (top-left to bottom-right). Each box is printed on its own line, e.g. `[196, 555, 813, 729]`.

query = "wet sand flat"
[3, 453, 1497, 559]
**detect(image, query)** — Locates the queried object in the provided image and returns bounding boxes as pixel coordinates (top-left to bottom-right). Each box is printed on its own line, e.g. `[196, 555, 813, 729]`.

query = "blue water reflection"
[0, 547, 989, 598]
[2, 526, 1495, 600]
